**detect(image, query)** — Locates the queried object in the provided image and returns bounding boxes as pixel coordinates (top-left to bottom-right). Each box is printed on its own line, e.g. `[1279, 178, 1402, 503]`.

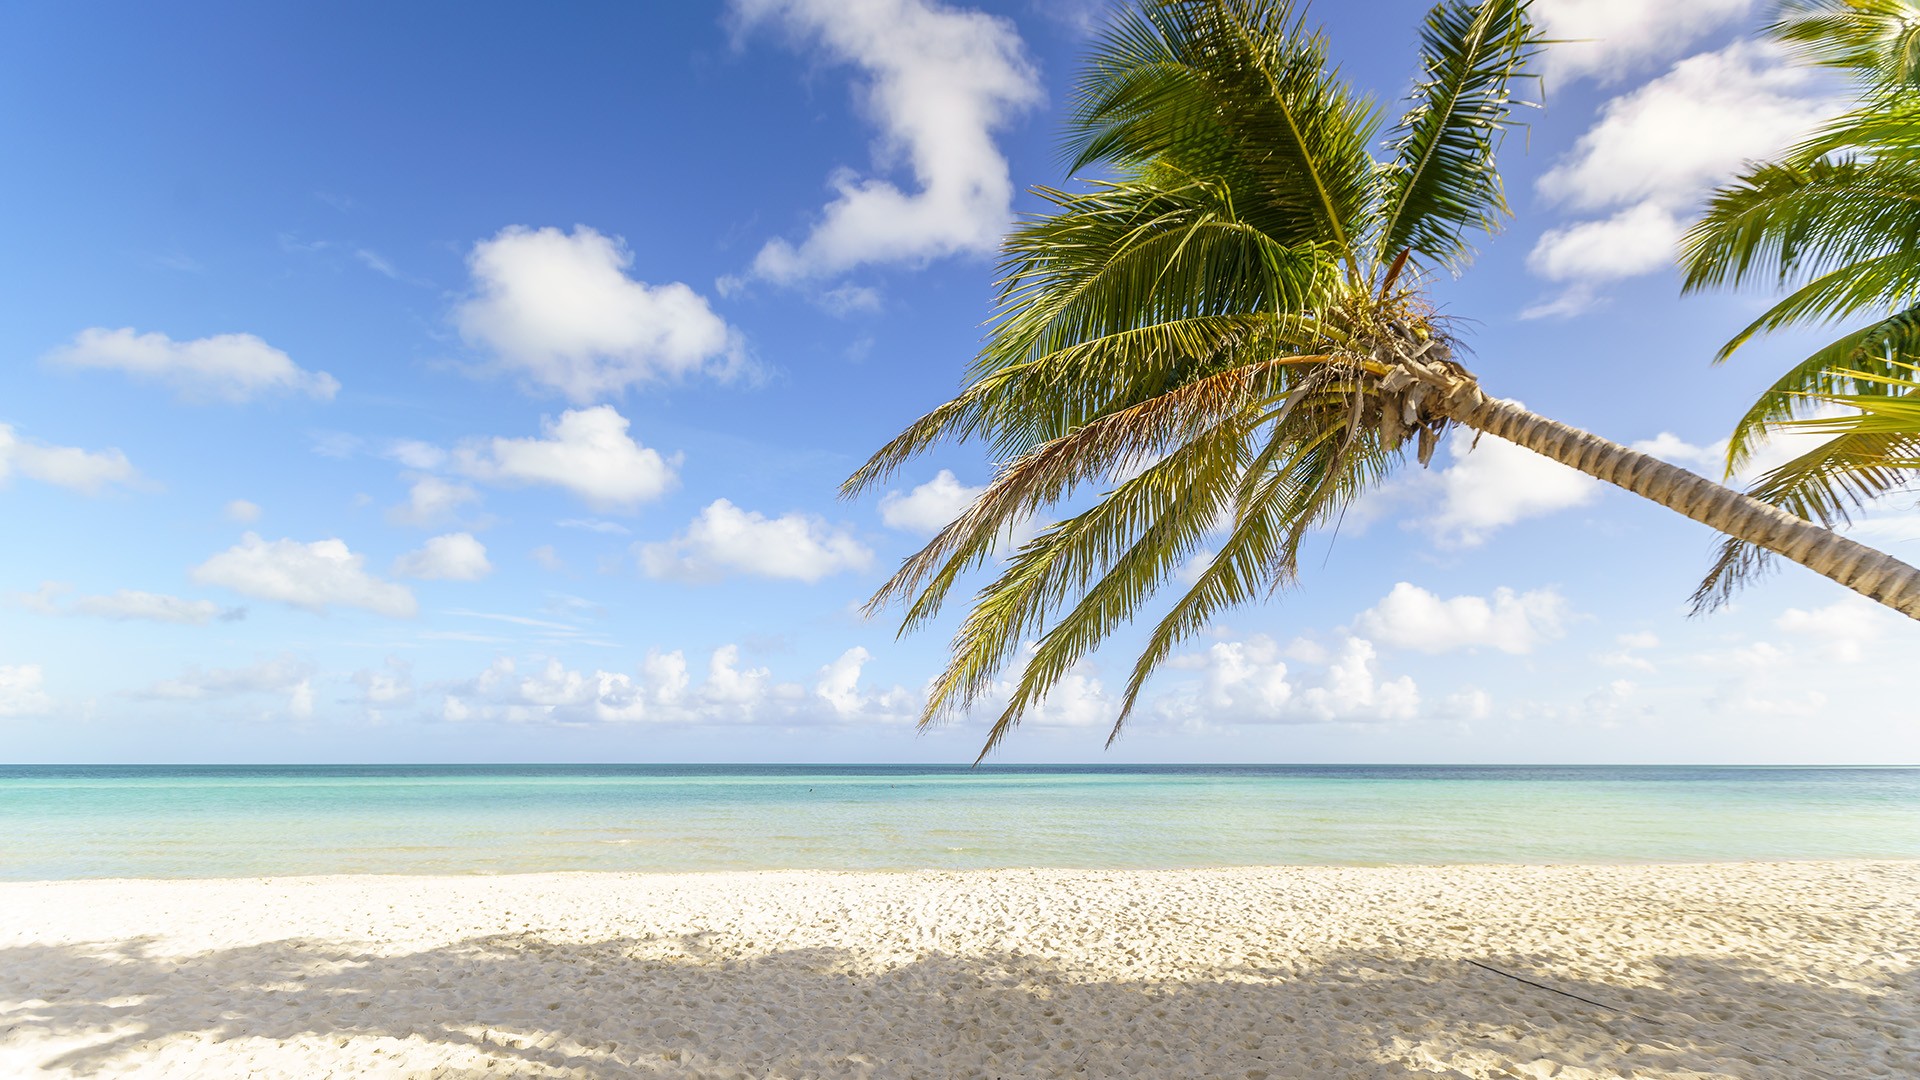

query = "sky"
[2, 0, 1915, 765]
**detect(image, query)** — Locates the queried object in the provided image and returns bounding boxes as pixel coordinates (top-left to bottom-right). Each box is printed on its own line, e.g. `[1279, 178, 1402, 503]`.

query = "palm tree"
[844, 0, 1920, 759]
[1682, 0, 1920, 610]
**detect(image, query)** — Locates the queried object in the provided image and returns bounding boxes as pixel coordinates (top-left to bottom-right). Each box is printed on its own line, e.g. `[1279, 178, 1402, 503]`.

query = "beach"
[3, 861, 1914, 1079]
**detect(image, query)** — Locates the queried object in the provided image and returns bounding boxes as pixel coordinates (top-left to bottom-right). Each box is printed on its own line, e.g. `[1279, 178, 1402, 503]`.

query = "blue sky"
[2, 0, 1915, 764]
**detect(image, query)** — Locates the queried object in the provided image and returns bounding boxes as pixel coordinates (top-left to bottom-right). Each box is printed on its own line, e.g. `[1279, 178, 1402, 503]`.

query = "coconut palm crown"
[1682, 0, 1920, 609]
[846, 0, 1920, 760]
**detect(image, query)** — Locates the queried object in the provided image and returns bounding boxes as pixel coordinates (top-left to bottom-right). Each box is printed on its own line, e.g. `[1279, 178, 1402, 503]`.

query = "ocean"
[2, 764, 1915, 880]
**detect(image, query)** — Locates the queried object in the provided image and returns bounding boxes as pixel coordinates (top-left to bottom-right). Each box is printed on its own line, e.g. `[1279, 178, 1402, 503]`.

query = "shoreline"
[4, 861, 1915, 1078]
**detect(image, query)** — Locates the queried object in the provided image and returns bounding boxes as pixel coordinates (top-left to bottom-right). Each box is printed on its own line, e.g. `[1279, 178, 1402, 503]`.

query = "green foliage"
[1682, 0, 1920, 608]
[844, 0, 1541, 757]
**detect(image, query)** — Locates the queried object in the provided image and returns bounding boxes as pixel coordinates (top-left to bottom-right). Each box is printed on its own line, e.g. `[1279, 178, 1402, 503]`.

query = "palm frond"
[1771, 0, 1920, 86]
[1723, 305, 1920, 472]
[1373, 0, 1540, 277]
[1066, 0, 1382, 260]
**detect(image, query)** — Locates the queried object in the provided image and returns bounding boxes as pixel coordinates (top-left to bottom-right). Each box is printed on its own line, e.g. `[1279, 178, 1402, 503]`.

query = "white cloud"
[638, 498, 873, 583]
[814, 646, 916, 723]
[0, 664, 53, 717]
[13, 581, 236, 625]
[386, 476, 481, 528]
[1775, 598, 1888, 663]
[135, 654, 316, 718]
[530, 545, 567, 572]
[1295, 637, 1421, 722]
[44, 327, 338, 403]
[1526, 41, 1833, 308]
[1356, 582, 1569, 655]
[224, 499, 261, 523]
[1538, 42, 1825, 212]
[190, 533, 418, 617]
[1156, 634, 1419, 725]
[393, 532, 493, 581]
[456, 225, 742, 402]
[1420, 429, 1601, 546]
[1526, 201, 1686, 285]
[734, 0, 1042, 283]
[1533, 0, 1754, 84]
[454, 406, 679, 513]
[352, 657, 415, 720]
[878, 469, 984, 533]
[0, 424, 139, 495]
[438, 643, 911, 726]
[385, 439, 448, 470]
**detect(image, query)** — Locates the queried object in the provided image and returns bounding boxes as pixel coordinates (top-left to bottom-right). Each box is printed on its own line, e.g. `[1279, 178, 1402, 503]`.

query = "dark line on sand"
[1461, 959, 1660, 1025]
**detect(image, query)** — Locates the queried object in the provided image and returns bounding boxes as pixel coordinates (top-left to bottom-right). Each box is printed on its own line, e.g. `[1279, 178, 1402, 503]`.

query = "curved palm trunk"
[1439, 389, 1920, 619]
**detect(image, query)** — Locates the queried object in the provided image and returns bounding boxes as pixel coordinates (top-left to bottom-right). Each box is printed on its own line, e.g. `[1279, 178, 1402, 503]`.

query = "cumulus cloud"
[438, 643, 912, 726]
[638, 499, 873, 583]
[457, 225, 742, 402]
[0, 424, 140, 495]
[733, 0, 1042, 284]
[0, 664, 54, 717]
[386, 476, 481, 528]
[878, 469, 984, 533]
[392, 532, 493, 581]
[1419, 429, 1601, 546]
[44, 327, 338, 402]
[1525, 41, 1833, 313]
[1156, 634, 1419, 725]
[134, 654, 317, 718]
[190, 533, 418, 617]
[12, 581, 238, 625]
[1533, 0, 1754, 83]
[1356, 582, 1568, 655]
[454, 406, 679, 513]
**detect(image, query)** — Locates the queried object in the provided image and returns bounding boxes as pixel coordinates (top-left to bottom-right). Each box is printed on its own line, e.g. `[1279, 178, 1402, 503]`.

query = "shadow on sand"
[4, 928, 1914, 1079]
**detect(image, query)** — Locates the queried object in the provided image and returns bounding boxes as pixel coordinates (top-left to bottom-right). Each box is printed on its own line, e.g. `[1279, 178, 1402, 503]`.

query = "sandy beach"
[2, 861, 1914, 1079]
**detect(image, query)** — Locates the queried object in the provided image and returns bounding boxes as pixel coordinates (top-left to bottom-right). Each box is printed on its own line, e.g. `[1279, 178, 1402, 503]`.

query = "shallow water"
[2, 764, 1916, 879]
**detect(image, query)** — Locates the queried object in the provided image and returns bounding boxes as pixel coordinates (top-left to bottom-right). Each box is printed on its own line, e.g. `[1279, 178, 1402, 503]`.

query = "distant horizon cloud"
[730, 0, 1042, 287]
[457, 225, 745, 402]
[132, 653, 316, 718]
[44, 327, 338, 403]
[1356, 582, 1569, 656]
[0, 664, 54, 717]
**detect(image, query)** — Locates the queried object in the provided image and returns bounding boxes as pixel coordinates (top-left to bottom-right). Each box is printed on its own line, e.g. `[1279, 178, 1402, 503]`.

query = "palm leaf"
[1373, 0, 1539, 277]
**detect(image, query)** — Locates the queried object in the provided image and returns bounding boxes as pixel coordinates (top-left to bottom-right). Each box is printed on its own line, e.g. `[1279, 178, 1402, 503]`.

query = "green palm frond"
[1066, 0, 1383, 263]
[1681, 158, 1920, 309]
[1374, 0, 1539, 278]
[1771, 0, 1920, 86]
[1723, 305, 1920, 471]
[847, 0, 1541, 756]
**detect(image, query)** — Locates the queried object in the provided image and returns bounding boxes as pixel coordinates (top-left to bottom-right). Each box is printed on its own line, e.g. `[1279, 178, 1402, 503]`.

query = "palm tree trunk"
[1440, 390, 1920, 620]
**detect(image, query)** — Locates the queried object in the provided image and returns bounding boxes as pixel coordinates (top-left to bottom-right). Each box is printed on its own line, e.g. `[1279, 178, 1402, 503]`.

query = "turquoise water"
[1, 765, 1916, 879]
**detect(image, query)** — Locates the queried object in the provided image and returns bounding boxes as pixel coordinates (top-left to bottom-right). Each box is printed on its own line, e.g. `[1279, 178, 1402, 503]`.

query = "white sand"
[1, 862, 1915, 1079]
